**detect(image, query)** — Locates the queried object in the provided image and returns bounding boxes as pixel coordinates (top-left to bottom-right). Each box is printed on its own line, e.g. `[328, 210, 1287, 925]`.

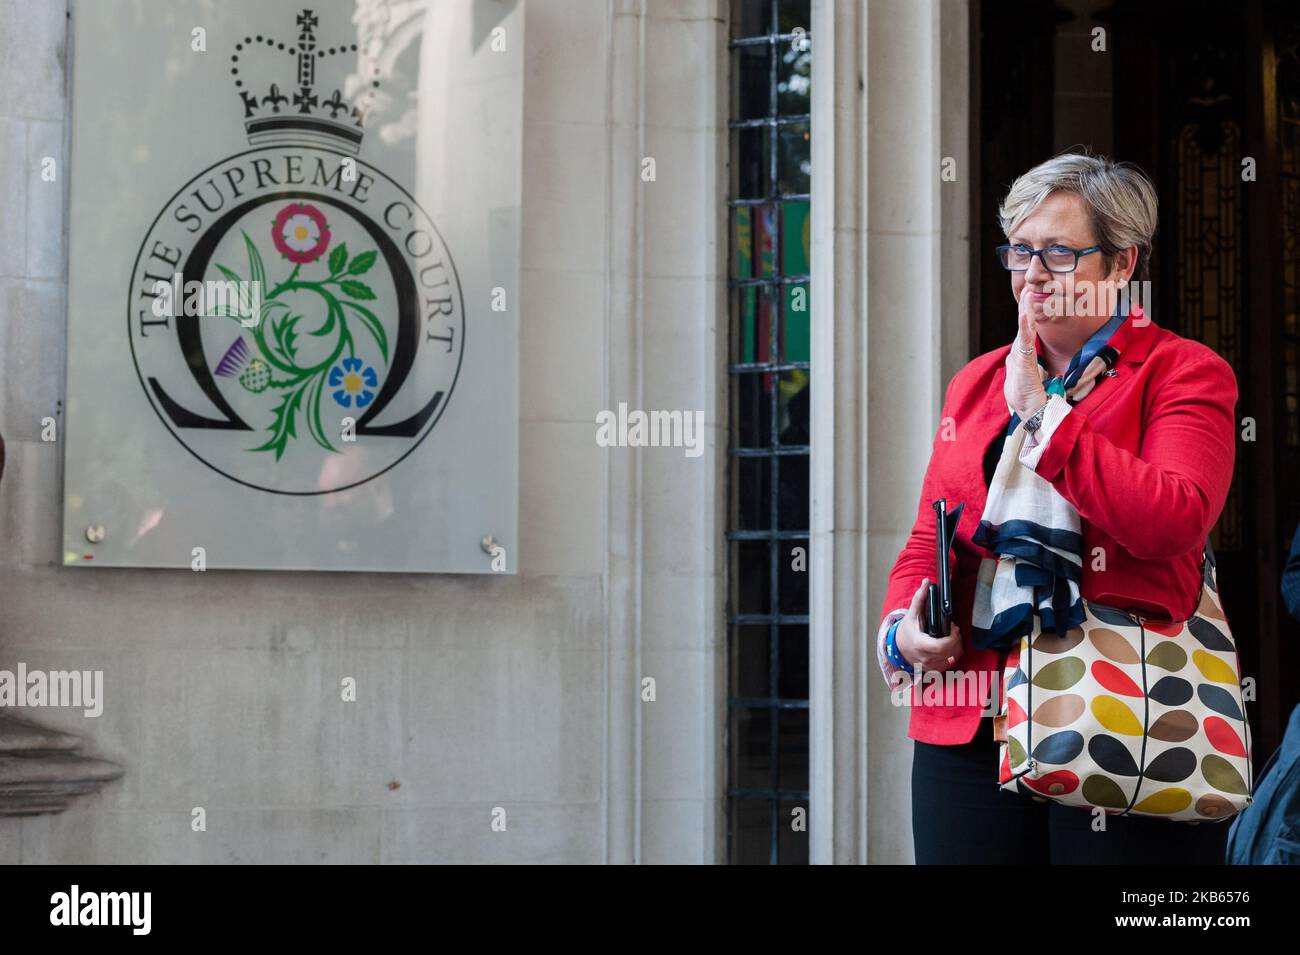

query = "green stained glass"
[782, 201, 810, 362]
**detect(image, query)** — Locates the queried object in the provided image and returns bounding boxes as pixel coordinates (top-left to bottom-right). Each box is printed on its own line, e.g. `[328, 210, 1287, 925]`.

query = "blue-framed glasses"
[996, 244, 1102, 273]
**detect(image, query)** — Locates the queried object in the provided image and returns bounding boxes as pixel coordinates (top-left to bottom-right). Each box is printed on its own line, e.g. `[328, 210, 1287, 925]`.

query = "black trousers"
[911, 717, 1230, 864]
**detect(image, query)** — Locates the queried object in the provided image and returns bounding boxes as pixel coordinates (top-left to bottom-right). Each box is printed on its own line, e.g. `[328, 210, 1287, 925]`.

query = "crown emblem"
[231, 9, 379, 155]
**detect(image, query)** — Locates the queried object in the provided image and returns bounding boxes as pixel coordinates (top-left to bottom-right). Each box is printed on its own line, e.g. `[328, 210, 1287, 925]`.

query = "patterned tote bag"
[996, 542, 1253, 822]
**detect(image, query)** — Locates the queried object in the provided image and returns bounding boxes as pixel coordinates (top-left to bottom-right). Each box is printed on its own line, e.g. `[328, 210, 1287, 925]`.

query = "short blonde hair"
[999, 151, 1158, 279]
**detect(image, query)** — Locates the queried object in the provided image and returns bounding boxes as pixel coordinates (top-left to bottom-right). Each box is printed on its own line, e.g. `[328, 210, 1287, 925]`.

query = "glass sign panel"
[63, 0, 521, 572]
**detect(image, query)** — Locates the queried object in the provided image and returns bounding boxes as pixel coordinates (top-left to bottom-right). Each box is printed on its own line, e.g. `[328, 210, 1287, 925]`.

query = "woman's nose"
[1025, 254, 1051, 284]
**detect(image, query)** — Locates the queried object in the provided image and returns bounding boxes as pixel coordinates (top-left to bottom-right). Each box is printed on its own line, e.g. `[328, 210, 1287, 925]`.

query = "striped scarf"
[970, 308, 1128, 650]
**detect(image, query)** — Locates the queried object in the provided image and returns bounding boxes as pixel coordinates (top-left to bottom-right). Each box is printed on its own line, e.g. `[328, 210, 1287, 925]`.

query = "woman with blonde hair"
[878, 152, 1241, 864]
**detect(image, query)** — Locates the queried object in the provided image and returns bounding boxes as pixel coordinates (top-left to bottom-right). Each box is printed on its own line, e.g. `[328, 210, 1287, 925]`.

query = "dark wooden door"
[975, 0, 1300, 758]
[1112, 0, 1300, 760]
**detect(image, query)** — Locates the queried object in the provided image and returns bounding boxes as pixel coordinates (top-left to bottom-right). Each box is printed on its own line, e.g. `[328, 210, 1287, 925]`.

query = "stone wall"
[0, 0, 727, 864]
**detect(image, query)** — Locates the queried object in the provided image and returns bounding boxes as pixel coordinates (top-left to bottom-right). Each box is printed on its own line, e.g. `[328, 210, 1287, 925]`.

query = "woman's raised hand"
[894, 577, 962, 673]
[1004, 286, 1049, 420]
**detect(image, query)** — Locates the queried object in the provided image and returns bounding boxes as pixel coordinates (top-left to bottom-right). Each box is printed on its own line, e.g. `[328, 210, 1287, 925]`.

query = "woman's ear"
[1113, 245, 1138, 284]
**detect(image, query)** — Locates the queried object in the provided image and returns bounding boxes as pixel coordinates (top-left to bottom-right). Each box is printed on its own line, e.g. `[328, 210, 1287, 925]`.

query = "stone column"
[809, 0, 970, 864]
[601, 0, 729, 864]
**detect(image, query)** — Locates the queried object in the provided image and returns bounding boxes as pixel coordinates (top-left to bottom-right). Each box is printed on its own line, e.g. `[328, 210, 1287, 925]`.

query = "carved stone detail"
[0, 713, 124, 816]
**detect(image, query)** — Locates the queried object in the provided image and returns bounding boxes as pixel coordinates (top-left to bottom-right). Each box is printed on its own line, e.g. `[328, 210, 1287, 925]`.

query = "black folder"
[925, 498, 964, 637]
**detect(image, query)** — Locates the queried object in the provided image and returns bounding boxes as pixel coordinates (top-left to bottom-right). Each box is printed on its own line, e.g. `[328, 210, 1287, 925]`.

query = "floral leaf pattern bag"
[996, 543, 1253, 822]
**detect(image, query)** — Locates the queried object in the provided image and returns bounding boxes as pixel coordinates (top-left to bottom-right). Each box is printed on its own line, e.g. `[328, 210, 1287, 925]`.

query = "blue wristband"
[885, 618, 913, 674]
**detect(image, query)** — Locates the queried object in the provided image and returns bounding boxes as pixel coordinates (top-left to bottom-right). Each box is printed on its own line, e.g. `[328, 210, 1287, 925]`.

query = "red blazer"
[882, 308, 1238, 745]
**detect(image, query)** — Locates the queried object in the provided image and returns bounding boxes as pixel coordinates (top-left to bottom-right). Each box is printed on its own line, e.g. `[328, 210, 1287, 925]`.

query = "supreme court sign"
[62, 1, 522, 572]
